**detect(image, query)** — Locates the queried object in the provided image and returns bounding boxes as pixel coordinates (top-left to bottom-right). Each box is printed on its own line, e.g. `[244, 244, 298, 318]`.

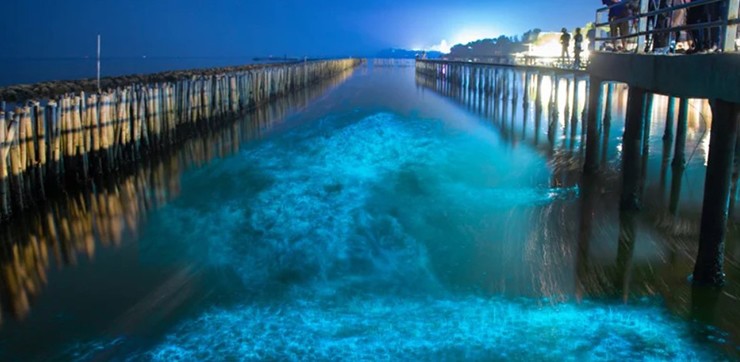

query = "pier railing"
[440, 55, 588, 71]
[0, 58, 362, 221]
[594, 0, 739, 52]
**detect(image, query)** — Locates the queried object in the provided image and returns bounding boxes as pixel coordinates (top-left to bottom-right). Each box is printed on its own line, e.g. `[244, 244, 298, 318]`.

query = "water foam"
[141, 296, 722, 361]
[127, 112, 724, 361]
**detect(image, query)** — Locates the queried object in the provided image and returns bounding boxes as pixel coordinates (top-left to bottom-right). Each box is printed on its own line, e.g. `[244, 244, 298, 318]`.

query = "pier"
[3, 0, 740, 358]
[417, 0, 739, 286]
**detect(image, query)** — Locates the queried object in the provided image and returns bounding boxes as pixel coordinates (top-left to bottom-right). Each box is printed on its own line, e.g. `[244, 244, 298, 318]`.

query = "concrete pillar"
[534, 73, 543, 146]
[669, 162, 685, 216]
[672, 98, 689, 168]
[601, 114, 612, 167]
[621, 87, 646, 211]
[522, 101, 529, 141]
[659, 136, 672, 201]
[615, 207, 637, 302]
[603, 83, 613, 125]
[584, 77, 603, 173]
[640, 93, 654, 192]
[690, 286, 720, 326]
[576, 173, 598, 300]
[693, 100, 740, 286]
[548, 80, 558, 146]
[564, 79, 572, 136]
[571, 78, 580, 137]
[663, 97, 676, 141]
[728, 130, 740, 220]
[512, 71, 519, 105]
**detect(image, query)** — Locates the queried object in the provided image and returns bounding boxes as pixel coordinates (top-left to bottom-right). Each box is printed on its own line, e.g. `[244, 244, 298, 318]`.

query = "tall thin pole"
[97, 34, 101, 93]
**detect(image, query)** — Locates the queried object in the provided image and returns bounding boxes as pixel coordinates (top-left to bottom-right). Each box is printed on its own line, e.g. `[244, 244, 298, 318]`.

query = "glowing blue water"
[2, 66, 736, 362]
[116, 111, 726, 360]
[143, 297, 716, 361]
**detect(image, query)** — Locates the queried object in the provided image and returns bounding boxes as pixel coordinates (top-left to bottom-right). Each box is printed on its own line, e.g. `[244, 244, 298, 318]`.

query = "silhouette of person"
[560, 28, 571, 65]
[574, 28, 584, 68]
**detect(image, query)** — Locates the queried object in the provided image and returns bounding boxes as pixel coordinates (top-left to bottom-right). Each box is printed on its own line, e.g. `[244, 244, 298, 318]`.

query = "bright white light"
[428, 39, 452, 53]
[420, 27, 498, 54]
[529, 39, 563, 58]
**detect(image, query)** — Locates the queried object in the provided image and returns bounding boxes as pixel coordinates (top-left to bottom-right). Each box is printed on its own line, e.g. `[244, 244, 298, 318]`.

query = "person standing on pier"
[686, 0, 707, 53]
[670, 0, 688, 52]
[605, 0, 631, 50]
[705, 0, 725, 51]
[574, 28, 584, 69]
[560, 28, 571, 65]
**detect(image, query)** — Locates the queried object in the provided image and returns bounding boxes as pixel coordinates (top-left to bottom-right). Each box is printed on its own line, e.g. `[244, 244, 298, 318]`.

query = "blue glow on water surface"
[123, 111, 725, 360]
[142, 297, 720, 361]
[4, 68, 736, 361]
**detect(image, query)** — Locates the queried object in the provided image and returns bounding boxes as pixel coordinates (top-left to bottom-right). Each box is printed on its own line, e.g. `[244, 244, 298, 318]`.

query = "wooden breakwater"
[0, 58, 362, 221]
[0, 67, 355, 323]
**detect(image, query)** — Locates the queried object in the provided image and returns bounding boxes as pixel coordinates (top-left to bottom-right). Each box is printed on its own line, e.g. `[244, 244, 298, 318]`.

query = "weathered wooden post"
[30, 101, 45, 200]
[8, 113, 24, 210]
[621, 87, 647, 211]
[693, 100, 740, 286]
[0, 110, 8, 218]
[584, 77, 604, 173]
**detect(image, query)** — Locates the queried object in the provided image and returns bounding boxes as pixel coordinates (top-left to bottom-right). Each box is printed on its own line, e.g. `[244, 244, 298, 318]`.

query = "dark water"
[0, 64, 739, 361]
[0, 57, 261, 86]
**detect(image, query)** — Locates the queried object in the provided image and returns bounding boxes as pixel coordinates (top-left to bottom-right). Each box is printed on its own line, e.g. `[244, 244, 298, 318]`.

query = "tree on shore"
[446, 29, 542, 59]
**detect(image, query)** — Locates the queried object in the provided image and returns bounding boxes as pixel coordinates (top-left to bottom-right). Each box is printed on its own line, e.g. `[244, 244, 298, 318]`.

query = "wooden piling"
[0, 59, 361, 220]
[0, 111, 8, 218]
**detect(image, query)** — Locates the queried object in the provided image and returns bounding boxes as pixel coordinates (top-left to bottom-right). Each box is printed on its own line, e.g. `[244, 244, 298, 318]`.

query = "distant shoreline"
[0, 60, 310, 103]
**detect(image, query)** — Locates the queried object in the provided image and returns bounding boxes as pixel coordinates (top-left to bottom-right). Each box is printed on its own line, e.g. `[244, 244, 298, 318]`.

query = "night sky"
[3, 0, 595, 59]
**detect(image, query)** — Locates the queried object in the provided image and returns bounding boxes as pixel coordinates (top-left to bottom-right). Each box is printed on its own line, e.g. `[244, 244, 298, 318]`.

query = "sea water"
[0, 65, 736, 361]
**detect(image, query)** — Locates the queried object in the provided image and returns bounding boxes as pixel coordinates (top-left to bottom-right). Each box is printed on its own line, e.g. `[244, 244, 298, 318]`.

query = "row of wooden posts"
[0, 66, 356, 323]
[0, 59, 361, 221]
[416, 65, 587, 147]
[417, 58, 740, 287]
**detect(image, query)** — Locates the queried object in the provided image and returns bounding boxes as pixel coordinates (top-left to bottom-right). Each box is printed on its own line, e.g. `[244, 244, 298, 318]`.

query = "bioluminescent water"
[1, 64, 739, 361]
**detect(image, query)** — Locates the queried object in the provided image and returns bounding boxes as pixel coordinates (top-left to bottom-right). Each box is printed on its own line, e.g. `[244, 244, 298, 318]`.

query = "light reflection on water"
[0, 64, 738, 361]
